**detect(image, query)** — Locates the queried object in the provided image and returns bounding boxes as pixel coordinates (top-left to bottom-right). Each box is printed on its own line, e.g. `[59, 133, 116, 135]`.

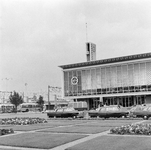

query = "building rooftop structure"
[59, 52, 151, 69]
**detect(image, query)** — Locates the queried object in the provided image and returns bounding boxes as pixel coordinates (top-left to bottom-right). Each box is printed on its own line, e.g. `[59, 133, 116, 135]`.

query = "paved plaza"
[0, 112, 150, 150]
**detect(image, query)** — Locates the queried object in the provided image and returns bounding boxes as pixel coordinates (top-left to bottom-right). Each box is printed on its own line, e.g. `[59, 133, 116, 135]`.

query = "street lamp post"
[2, 78, 12, 91]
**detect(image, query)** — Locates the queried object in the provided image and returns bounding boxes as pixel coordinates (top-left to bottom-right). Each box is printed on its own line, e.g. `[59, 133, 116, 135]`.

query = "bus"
[18, 103, 42, 112]
[0, 103, 15, 113]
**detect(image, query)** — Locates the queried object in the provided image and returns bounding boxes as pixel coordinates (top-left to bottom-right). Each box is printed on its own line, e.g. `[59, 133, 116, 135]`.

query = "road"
[0, 112, 48, 119]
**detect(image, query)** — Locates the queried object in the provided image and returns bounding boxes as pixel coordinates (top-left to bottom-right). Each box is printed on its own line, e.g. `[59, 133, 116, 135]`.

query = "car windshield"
[106, 107, 119, 111]
[145, 107, 151, 111]
[99, 108, 106, 112]
[148, 107, 151, 111]
[142, 107, 149, 111]
[96, 107, 101, 111]
[65, 107, 75, 111]
[57, 108, 64, 112]
[131, 106, 143, 111]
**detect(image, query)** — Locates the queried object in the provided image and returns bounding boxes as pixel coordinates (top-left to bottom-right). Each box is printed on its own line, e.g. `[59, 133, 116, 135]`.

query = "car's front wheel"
[143, 116, 149, 120]
[72, 116, 76, 119]
[26, 109, 29, 112]
[121, 115, 125, 118]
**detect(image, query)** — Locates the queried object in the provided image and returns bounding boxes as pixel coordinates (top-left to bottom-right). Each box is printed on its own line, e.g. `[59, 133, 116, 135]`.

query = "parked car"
[88, 105, 129, 119]
[128, 105, 146, 118]
[47, 107, 79, 118]
[130, 105, 151, 120]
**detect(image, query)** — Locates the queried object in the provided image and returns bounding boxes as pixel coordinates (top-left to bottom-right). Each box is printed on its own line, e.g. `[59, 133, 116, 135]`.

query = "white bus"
[18, 103, 41, 112]
[0, 103, 15, 113]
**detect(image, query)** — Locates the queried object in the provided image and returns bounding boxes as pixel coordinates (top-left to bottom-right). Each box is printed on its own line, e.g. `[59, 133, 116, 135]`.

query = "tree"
[37, 95, 44, 111]
[9, 91, 24, 112]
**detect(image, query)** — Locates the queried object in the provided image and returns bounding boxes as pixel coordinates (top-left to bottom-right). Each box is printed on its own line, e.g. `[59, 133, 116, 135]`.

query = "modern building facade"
[60, 49, 151, 110]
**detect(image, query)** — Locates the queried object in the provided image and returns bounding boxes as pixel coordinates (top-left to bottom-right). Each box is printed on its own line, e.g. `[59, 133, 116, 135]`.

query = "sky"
[0, 0, 151, 96]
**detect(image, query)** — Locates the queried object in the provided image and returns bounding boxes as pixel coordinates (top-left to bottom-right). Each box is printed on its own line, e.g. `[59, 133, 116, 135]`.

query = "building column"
[134, 96, 137, 105]
[117, 97, 120, 105]
[87, 99, 90, 110]
[99, 96, 103, 106]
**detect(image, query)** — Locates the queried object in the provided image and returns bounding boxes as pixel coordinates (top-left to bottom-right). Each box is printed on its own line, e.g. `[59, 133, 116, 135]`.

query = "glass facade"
[64, 61, 151, 97]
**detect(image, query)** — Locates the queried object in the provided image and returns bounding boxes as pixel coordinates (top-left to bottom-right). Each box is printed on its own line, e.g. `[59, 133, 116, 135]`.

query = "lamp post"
[2, 78, 12, 91]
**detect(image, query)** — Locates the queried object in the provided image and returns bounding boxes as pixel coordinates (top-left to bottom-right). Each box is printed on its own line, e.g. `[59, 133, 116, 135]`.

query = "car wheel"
[144, 116, 148, 120]
[97, 116, 100, 119]
[121, 115, 125, 118]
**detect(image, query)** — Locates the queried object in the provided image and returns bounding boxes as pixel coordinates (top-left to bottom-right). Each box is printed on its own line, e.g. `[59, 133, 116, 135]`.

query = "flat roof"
[59, 52, 151, 70]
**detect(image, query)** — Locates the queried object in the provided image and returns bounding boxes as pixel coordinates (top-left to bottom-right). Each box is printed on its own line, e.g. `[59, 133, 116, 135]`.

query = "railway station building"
[59, 43, 151, 110]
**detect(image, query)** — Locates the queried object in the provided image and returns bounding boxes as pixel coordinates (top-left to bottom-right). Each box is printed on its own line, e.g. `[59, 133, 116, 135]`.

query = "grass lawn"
[0, 148, 20, 150]
[71, 119, 140, 128]
[0, 123, 57, 131]
[47, 119, 88, 125]
[79, 122, 139, 127]
[0, 132, 87, 149]
[0, 120, 89, 131]
[143, 120, 151, 124]
[38, 125, 111, 134]
[66, 135, 151, 150]
[0, 125, 12, 128]
[0, 119, 143, 133]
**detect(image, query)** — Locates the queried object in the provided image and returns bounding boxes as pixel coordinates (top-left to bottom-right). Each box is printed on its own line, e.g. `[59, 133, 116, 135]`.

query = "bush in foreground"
[110, 124, 151, 135]
[0, 117, 47, 125]
[0, 128, 14, 136]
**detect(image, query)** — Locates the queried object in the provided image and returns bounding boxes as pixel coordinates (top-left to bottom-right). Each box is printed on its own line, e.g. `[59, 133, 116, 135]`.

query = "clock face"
[71, 76, 78, 85]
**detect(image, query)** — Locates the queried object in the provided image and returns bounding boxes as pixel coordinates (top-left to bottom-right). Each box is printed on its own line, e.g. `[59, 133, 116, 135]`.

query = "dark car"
[88, 105, 129, 119]
[47, 107, 79, 118]
[131, 105, 151, 120]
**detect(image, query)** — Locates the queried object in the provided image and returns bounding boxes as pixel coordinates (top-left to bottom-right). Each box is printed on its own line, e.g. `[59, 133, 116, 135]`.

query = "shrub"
[110, 124, 151, 135]
[0, 128, 14, 136]
[0, 117, 47, 125]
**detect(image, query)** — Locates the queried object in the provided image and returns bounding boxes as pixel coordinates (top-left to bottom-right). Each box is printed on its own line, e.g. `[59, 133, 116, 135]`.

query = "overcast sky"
[0, 0, 151, 94]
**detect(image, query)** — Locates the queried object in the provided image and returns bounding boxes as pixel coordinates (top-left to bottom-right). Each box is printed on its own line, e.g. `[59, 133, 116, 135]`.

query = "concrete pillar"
[87, 99, 89, 110]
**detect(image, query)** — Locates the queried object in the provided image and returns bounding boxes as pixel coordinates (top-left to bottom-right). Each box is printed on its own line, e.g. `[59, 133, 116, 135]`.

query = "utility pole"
[24, 83, 28, 102]
[48, 86, 50, 110]
[48, 86, 61, 109]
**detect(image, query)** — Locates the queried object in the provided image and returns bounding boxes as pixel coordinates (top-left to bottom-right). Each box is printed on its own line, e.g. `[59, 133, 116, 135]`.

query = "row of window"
[103, 96, 145, 107]
[64, 61, 151, 97]
[65, 85, 151, 96]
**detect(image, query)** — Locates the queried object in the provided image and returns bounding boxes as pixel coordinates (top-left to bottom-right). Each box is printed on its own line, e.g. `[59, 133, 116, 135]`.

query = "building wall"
[146, 95, 151, 104]
[63, 60, 151, 97]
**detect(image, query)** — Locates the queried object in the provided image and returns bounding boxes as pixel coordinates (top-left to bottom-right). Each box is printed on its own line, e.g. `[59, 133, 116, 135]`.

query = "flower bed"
[0, 128, 14, 136]
[110, 123, 151, 135]
[0, 117, 47, 125]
